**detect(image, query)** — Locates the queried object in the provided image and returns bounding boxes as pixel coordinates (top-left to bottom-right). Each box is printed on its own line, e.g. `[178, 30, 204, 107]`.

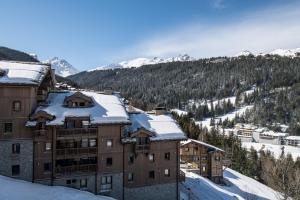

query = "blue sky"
[1, 0, 300, 70]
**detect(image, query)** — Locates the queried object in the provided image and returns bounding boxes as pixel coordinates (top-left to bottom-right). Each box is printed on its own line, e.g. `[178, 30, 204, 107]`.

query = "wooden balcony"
[56, 147, 97, 158]
[57, 128, 97, 138]
[135, 144, 150, 153]
[56, 164, 97, 175]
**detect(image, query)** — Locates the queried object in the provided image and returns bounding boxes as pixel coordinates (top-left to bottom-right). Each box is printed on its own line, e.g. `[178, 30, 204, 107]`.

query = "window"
[79, 102, 85, 107]
[149, 171, 155, 179]
[137, 137, 149, 145]
[215, 156, 220, 161]
[128, 154, 134, 164]
[100, 176, 112, 191]
[202, 156, 207, 160]
[148, 154, 154, 162]
[12, 143, 20, 154]
[45, 142, 52, 151]
[164, 169, 170, 177]
[72, 179, 77, 183]
[12, 165, 20, 176]
[165, 152, 170, 160]
[80, 179, 87, 188]
[128, 173, 133, 182]
[202, 166, 206, 172]
[66, 120, 75, 129]
[185, 148, 189, 152]
[106, 139, 113, 148]
[66, 180, 71, 185]
[44, 163, 51, 172]
[194, 156, 199, 161]
[4, 123, 12, 133]
[89, 139, 96, 147]
[194, 147, 198, 151]
[37, 122, 45, 130]
[81, 138, 88, 148]
[12, 101, 21, 112]
[106, 157, 113, 166]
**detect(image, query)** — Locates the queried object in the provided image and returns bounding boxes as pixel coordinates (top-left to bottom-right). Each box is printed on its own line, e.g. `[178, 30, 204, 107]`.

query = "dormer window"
[64, 92, 93, 108]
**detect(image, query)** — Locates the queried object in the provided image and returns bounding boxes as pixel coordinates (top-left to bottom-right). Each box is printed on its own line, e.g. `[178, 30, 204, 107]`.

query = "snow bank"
[181, 168, 280, 200]
[0, 175, 115, 200]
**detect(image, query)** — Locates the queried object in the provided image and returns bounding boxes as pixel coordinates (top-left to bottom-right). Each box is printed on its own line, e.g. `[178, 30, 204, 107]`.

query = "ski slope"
[181, 168, 280, 200]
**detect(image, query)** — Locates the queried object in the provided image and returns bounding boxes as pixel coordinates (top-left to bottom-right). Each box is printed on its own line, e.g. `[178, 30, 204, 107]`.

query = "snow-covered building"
[0, 60, 187, 200]
[285, 136, 300, 147]
[180, 139, 225, 183]
[253, 128, 287, 145]
[235, 123, 257, 142]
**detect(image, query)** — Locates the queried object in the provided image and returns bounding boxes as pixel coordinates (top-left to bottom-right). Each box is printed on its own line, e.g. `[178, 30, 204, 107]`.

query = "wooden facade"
[180, 140, 224, 183]
[0, 61, 185, 200]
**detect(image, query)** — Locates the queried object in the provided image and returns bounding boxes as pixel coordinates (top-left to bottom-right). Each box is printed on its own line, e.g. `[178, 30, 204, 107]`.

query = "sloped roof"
[27, 91, 130, 126]
[127, 112, 186, 141]
[181, 139, 225, 152]
[0, 60, 50, 85]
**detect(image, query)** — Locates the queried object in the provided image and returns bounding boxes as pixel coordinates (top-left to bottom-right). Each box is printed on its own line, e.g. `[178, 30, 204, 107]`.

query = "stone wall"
[124, 182, 178, 200]
[98, 173, 123, 200]
[53, 175, 97, 193]
[0, 139, 33, 181]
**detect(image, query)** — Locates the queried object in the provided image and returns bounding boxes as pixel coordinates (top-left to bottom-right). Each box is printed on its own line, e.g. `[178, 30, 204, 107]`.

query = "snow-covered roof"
[260, 131, 287, 137]
[0, 60, 50, 85]
[27, 91, 130, 126]
[126, 112, 186, 141]
[181, 139, 224, 152]
[285, 136, 300, 140]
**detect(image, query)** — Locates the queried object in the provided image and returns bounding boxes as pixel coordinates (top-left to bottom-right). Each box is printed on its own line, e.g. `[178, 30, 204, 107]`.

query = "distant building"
[235, 123, 257, 142]
[254, 129, 287, 145]
[285, 136, 300, 147]
[180, 139, 224, 183]
[0, 60, 187, 200]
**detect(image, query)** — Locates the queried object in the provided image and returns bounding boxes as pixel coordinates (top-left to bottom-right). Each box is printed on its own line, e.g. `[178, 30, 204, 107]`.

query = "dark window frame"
[12, 143, 20, 154]
[149, 170, 155, 179]
[165, 152, 170, 160]
[12, 165, 20, 176]
[4, 122, 13, 134]
[106, 157, 113, 166]
[12, 101, 21, 112]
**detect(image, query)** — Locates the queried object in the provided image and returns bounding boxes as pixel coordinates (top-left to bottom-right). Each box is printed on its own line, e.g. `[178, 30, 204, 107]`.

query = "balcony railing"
[56, 147, 97, 157]
[34, 130, 48, 137]
[135, 144, 150, 153]
[57, 128, 97, 138]
[56, 164, 97, 174]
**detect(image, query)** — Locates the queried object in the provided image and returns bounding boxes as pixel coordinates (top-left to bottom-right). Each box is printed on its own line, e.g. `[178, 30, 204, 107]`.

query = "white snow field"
[0, 175, 115, 200]
[242, 142, 300, 161]
[180, 168, 280, 200]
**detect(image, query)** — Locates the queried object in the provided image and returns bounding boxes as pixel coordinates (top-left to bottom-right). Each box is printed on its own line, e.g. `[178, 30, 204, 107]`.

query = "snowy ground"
[171, 108, 188, 116]
[242, 142, 300, 160]
[195, 105, 253, 130]
[180, 168, 281, 200]
[0, 175, 115, 200]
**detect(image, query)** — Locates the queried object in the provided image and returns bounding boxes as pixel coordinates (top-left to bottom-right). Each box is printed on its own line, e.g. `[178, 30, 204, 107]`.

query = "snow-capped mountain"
[269, 48, 300, 57]
[235, 48, 300, 58]
[235, 50, 253, 57]
[45, 57, 79, 77]
[89, 54, 194, 71]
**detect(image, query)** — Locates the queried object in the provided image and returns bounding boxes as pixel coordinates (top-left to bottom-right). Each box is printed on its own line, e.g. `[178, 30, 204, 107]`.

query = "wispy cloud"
[120, 2, 300, 60]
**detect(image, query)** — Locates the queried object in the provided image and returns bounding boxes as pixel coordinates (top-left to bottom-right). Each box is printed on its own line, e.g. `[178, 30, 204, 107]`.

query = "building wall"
[124, 182, 177, 200]
[97, 173, 123, 200]
[0, 139, 33, 181]
[0, 86, 37, 140]
[124, 141, 178, 187]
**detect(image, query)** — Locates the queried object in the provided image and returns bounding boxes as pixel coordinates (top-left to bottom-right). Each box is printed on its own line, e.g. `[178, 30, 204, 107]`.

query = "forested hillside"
[0, 46, 39, 62]
[69, 55, 300, 135]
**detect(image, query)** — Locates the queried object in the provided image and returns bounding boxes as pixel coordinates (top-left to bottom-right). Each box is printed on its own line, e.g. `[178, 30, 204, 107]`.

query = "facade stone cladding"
[124, 182, 177, 200]
[0, 139, 33, 182]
